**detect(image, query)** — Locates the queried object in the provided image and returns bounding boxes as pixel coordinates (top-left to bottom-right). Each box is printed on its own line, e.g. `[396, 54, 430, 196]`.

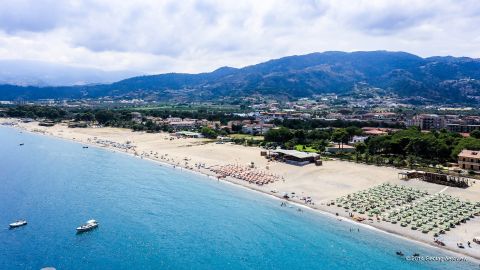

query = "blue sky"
[0, 0, 479, 74]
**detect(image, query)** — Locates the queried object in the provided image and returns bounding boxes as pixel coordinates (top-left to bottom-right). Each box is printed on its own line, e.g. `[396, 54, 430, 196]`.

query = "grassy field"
[295, 144, 318, 153]
[228, 134, 264, 141]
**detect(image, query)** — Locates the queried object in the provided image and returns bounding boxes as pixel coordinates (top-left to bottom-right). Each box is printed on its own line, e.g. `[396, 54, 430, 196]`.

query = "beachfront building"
[458, 149, 480, 171]
[271, 149, 320, 166]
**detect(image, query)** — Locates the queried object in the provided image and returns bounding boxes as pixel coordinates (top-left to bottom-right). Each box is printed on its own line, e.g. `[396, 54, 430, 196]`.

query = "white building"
[349, 136, 368, 144]
[242, 123, 274, 135]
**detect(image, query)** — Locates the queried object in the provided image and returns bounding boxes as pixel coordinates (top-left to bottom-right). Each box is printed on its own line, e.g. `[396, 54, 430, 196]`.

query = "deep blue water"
[0, 126, 476, 270]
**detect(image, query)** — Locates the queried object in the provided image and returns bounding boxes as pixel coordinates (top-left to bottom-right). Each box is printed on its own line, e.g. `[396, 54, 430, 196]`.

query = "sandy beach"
[2, 117, 480, 261]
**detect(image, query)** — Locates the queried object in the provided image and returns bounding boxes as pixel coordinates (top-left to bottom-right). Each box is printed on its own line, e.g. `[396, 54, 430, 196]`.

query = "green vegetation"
[200, 127, 218, 139]
[271, 118, 404, 130]
[263, 126, 361, 152]
[263, 125, 480, 168]
[470, 130, 480, 139]
[294, 145, 317, 152]
[228, 134, 264, 141]
[5, 105, 66, 120]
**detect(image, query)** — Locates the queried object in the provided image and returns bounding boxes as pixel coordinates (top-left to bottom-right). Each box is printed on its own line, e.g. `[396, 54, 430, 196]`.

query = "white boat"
[9, 220, 27, 228]
[76, 219, 98, 233]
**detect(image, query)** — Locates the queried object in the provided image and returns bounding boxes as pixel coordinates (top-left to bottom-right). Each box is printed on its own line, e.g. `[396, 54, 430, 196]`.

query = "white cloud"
[0, 0, 479, 74]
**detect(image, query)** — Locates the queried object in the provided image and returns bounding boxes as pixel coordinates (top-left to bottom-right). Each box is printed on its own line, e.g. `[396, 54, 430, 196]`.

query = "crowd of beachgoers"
[89, 138, 135, 151]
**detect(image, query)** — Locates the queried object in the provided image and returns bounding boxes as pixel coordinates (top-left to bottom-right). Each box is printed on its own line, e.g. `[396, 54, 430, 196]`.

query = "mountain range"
[1, 51, 480, 104]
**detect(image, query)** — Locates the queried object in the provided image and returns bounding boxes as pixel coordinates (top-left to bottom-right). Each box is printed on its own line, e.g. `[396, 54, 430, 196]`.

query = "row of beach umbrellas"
[335, 183, 428, 217]
[383, 193, 480, 235]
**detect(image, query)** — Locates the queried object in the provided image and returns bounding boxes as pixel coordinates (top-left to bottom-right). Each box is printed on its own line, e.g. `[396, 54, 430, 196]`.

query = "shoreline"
[2, 122, 480, 263]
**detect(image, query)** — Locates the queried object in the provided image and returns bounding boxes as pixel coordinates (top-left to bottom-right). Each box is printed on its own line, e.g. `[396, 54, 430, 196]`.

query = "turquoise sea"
[0, 126, 476, 269]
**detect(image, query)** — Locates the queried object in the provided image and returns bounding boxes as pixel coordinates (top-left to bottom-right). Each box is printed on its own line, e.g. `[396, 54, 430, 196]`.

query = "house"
[458, 149, 480, 171]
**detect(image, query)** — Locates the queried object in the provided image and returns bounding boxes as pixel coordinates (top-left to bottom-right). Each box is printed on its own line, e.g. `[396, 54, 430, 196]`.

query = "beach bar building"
[272, 149, 320, 166]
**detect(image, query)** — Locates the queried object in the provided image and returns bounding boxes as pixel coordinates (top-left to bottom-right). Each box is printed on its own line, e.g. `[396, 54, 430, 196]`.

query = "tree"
[470, 130, 480, 139]
[293, 130, 306, 144]
[331, 128, 349, 149]
[354, 142, 367, 161]
[346, 126, 362, 139]
[264, 127, 293, 143]
[75, 112, 95, 122]
[95, 110, 115, 125]
[452, 137, 480, 158]
[311, 140, 328, 152]
[307, 129, 330, 141]
[200, 127, 218, 139]
[366, 135, 391, 155]
[231, 124, 243, 133]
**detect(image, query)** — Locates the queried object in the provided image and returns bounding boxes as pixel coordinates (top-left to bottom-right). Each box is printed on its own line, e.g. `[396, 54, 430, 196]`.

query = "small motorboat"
[19, 143, 24, 146]
[457, 243, 465, 249]
[412, 253, 420, 257]
[396, 251, 404, 256]
[76, 219, 98, 233]
[9, 220, 27, 228]
[82, 146, 89, 149]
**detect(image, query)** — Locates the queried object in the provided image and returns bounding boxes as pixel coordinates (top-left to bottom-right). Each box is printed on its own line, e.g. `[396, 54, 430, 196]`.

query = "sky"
[1, 0, 480, 75]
